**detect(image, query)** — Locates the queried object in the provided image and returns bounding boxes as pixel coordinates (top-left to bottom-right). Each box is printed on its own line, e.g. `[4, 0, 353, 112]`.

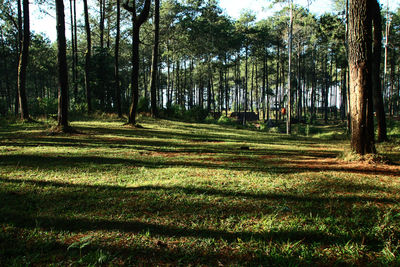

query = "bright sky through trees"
[31, 0, 400, 42]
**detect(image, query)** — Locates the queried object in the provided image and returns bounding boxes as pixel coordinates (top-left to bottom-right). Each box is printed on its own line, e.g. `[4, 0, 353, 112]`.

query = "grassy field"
[1, 116, 400, 266]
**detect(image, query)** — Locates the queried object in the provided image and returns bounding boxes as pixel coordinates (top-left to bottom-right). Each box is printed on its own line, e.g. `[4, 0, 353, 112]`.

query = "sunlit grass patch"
[0, 117, 399, 265]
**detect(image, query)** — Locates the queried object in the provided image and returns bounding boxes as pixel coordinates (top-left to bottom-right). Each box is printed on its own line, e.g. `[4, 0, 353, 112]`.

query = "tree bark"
[123, 0, 151, 125]
[275, 41, 280, 123]
[149, 0, 160, 117]
[56, 0, 69, 129]
[69, 0, 77, 101]
[348, 0, 375, 154]
[17, 0, 30, 121]
[99, 0, 105, 49]
[83, 0, 92, 114]
[115, 0, 122, 117]
[287, 0, 293, 134]
[371, 0, 388, 142]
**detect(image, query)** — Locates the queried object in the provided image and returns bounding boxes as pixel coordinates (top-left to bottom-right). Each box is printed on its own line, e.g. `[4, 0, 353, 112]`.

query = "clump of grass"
[339, 149, 392, 164]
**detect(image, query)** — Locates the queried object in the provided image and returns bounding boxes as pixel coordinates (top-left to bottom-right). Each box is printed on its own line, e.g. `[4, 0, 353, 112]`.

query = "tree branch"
[122, 0, 134, 13]
[137, 0, 151, 26]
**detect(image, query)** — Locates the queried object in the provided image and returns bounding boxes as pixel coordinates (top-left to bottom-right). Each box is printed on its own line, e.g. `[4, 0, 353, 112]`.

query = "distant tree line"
[0, 0, 399, 153]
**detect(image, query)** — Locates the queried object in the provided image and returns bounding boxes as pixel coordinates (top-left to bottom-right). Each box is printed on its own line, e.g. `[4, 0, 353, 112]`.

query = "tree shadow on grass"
[1, 176, 398, 265]
[2, 149, 399, 177]
[1, 229, 326, 266]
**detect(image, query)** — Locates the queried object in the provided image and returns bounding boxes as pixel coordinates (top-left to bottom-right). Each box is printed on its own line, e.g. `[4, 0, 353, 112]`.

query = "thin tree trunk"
[244, 45, 248, 125]
[287, 0, 293, 134]
[225, 60, 229, 116]
[115, 0, 122, 117]
[150, 0, 160, 118]
[83, 0, 92, 113]
[1, 29, 11, 112]
[371, 0, 388, 142]
[69, 0, 77, 101]
[73, 0, 78, 101]
[390, 51, 395, 117]
[99, 0, 105, 49]
[17, 0, 30, 121]
[275, 41, 280, 123]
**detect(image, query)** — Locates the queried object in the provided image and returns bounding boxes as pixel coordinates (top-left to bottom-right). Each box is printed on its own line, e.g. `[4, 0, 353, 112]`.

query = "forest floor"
[1, 116, 400, 266]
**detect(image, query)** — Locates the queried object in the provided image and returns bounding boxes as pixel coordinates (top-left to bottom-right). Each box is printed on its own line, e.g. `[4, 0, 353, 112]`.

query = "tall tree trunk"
[69, 0, 77, 101]
[255, 61, 259, 116]
[371, 0, 388, 142]
[1, 30, 11, 111]
[243, 45, 248, 125]
[166, 53, 171, 105]
[390, 51, 395, 117]
[56, 0, 69, 129]
[123, 0, 151, 125]
[83, 0, 92, 114]
[265, 52, 270, 121]
[324, 54, 329, 124]
[17, 0, 30, 121]
[225, 60, 229, 116]
[262, 53, 266, 121]
[310, 46, 316, 123]
[297, 42, 302, 122]
[207, 61, 211, 112]
[99, 0, 105, 49]
[287, 0, 293, 134]
[250, 59, 254, 113]
[348, 0, 375, 154]
[115, 0, 122, 117]
[189, 59, 194, 109]
[150, 0, 160, 117]
[73, 0, 78, 101]
[275, 41, 280, 123]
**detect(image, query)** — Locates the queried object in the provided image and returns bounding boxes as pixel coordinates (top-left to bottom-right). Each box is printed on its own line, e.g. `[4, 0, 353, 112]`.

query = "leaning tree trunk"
[17, 0, 30, 121]
[348, 0, 375, 155]
[149, 0, 160, 118]
[55, 0, 69, 130]
[123, 0, 151, 125]
[371, 0, 388, 142]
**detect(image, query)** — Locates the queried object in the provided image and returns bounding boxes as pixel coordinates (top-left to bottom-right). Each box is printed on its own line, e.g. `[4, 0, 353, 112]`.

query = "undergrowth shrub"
[30, 97, 58, 116]
[0, 99, 8, 116]
[161, 104, 209, 122]
[137, 97, 150, 113]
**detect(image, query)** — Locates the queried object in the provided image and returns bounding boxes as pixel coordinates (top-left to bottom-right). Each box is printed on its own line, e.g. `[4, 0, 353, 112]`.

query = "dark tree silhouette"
[149, 0, 160, 118]
[83, 0, 92, 114]
[55, 0, 69, 130]
[123, 0, 151, 125]
[17, 0, 30, 121]
[115, 0, 122, 118]
[371, 0, 388, 143]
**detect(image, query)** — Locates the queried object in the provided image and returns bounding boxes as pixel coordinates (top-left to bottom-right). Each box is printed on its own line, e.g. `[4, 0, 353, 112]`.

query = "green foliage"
[161, 104, 209, 122]
[29, 97, 58, 116]
[0, 99, 8, 115]
[217, 115, 235, 126]
[70, 101, 89, 116]
[137, 97, 150, 113]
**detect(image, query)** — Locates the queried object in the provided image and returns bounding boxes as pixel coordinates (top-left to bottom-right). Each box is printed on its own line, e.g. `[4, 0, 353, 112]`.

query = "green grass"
[1, 117, 400, 266]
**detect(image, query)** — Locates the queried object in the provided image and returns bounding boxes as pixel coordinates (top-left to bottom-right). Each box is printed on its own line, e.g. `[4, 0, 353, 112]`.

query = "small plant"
[67, 236, 93, 258]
